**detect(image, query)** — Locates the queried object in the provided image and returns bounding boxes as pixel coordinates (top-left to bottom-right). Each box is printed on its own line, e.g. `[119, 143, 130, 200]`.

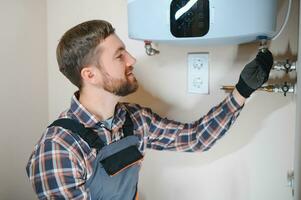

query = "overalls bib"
[49, 112, 143, 200]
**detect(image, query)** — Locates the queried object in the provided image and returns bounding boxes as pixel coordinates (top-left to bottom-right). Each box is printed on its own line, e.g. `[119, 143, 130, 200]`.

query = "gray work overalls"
[49, 112, 143, 200]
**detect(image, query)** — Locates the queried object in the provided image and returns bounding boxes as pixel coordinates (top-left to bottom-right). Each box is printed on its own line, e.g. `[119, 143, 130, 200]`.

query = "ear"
[80, 65, 101, 85]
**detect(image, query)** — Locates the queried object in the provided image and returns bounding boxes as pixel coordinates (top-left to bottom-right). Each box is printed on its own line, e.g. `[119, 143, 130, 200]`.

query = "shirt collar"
[69, 91, 127, 129]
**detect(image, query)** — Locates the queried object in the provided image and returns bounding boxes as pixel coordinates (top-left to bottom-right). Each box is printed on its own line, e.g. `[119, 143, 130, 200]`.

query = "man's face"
[95, 33, 138, 96]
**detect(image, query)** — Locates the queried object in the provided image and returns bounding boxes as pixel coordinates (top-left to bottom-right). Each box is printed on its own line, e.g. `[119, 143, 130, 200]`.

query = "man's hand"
[235, 50, 274, 98]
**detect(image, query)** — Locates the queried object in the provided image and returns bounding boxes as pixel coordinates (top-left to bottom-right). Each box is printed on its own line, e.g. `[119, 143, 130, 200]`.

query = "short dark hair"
[56, 20, 115, 88]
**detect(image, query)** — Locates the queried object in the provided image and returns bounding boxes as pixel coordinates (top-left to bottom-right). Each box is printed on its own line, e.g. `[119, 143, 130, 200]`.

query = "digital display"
[170, 0, 209, 37]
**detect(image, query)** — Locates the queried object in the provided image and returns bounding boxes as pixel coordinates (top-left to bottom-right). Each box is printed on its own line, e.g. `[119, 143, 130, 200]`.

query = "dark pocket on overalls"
[100, 145, 143, 176]
[98, 135, 144, 177]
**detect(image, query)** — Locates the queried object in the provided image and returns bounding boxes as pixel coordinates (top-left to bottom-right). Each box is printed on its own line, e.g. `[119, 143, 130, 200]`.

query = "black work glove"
[235, 50, 273, 98]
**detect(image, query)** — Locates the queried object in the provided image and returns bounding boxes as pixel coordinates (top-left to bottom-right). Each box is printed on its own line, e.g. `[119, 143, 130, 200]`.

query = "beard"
[101, 68, 138, 96]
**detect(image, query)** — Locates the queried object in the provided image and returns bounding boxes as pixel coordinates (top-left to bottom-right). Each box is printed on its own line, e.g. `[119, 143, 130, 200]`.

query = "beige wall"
[294, 1, 301, 199]
[0, 0, 48, 199]
[46, 0, 296, 200]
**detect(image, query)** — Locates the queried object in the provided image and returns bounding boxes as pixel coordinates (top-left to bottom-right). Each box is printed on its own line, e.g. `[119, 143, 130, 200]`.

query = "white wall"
[46, 0, 298, 200]
[0, 0, 48, 199]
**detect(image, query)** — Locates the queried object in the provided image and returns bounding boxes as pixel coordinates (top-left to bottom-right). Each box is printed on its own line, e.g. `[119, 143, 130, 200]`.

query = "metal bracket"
[287, 170, 294, 197]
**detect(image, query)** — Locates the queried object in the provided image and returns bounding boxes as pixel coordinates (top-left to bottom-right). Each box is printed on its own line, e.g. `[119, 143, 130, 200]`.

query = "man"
[26, 20, 273, 199]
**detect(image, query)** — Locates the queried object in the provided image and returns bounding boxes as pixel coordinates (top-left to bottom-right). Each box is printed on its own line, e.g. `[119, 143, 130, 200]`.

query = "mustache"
[125, 66, 134, 74]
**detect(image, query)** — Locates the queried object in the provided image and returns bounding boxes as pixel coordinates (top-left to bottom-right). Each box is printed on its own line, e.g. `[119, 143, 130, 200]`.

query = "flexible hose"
[272, 0, 292, 40]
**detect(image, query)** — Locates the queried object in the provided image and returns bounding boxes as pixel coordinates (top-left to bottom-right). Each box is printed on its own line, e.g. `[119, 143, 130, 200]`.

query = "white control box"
[187, 53, 209, 94]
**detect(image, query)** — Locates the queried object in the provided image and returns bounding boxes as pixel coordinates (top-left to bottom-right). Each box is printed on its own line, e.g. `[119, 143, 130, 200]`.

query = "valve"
[144, 41, 160, 56]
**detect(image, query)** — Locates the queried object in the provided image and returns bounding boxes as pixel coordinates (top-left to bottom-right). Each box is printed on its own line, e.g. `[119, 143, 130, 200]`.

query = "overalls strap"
[123, 112, 134, 137]
[48, 118, 105, 150]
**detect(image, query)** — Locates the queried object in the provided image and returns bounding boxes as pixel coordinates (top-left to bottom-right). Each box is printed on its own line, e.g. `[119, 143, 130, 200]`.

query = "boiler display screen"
[170, 0, 209, 37]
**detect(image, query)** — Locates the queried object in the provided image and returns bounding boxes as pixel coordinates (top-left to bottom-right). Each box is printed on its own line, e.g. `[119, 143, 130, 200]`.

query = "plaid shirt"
[26, 92, 243, 199]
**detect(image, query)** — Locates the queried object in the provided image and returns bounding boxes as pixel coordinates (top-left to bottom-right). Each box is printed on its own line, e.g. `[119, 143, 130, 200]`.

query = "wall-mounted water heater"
[127, 0, 279, 45]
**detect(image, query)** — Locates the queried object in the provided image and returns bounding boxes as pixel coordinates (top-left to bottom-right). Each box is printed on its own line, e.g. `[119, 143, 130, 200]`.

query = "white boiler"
[127, 0, 279, 45]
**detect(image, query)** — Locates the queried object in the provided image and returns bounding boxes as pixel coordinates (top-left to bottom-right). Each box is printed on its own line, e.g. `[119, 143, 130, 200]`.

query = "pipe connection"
[144, 41, 160, 56]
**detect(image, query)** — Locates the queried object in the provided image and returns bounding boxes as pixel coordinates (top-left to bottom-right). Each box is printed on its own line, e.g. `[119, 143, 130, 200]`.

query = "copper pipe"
[220, 84, 295, 96]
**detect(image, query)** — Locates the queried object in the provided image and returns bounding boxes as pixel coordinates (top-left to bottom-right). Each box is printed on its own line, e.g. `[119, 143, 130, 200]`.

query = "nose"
[126, 51, 136, 67]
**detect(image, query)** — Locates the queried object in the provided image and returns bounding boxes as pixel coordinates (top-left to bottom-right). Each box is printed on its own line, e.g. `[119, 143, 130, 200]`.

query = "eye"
[116, 54, 122, 59]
